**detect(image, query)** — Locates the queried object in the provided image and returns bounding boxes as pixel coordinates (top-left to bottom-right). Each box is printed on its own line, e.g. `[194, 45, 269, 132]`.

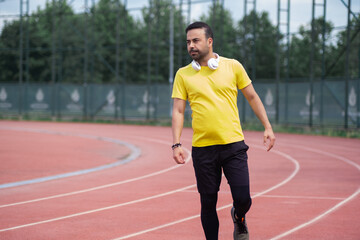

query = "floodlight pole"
[187, 0, 191, 24]
[154, 0, 160, 120]
[242, 0, 256, 124]
[178, 0, 183, 69]
[309, 0, 316, 127]
[83, 0, 89, 120]
[122, 0, 128, 121]
[146, 0, 153, 121]
[115, 0, 120, 120]
[275, 0, 290, 124]
[24, 0, 30, 116]
[320, 0, 327, 126]
[169, 1, 174, 117]
[219, 0, 225, 54]
[19, 0, 29, 117]
[251, 0, 256, 82]
[51, 0, 57, 119]
[345, 0, 351, 129]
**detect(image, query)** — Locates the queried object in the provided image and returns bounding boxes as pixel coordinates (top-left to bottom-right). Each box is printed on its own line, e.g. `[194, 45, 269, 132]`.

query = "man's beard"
[189, 48, 209, 62]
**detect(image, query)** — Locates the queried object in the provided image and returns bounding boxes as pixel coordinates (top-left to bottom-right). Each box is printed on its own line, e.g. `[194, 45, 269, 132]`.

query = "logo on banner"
[264, 89, 275, 117]
[71, 89, 80, 103]
[103, 90, 118, 113]
[107, 90, 115, 105]
[0, 87, 7, 101]
[345, 86, 359, 118]
[305, 89, 315, 106]
[30, 88, 49, 110]
[0, 87, 12, 109]
[300, 89, 319, 118]
[67, 89, 83, 112]
[138, 90, 154, 114]
[265, 89, 273, 106]
[349, 87, 356, 107]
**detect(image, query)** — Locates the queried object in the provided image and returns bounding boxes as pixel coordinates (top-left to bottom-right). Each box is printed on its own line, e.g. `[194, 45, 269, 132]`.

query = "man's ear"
[207, 37, 213, 47]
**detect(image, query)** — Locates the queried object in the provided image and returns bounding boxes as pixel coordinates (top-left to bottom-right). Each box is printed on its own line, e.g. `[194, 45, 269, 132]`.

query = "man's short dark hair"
[185, 21, 214, 40]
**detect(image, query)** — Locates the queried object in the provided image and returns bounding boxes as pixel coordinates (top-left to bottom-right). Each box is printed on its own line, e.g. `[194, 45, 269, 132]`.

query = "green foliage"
[199, 1, 238, 59]
[0, 1, 358, 84]
[328, 16, 360, 78]
[289, 17, 335, 79]
[237, 10, 280, 79]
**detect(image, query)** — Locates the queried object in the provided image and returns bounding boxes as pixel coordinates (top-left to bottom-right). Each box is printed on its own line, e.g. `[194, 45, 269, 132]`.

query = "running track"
[0, 120, 359, 240]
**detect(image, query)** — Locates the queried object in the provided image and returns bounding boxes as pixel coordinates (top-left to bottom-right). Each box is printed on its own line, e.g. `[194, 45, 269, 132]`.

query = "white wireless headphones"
[191, 53, 220, 71]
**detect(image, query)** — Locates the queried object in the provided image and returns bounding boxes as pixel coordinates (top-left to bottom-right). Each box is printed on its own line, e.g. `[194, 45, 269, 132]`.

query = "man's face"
[186, 28, 212, 61]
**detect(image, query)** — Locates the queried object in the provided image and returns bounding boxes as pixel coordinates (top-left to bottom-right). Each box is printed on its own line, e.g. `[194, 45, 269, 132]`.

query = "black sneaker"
[231, 207, 249, 240]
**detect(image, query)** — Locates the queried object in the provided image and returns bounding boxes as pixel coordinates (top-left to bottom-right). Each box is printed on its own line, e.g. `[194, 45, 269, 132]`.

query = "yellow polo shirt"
[172, 56, 252, 147]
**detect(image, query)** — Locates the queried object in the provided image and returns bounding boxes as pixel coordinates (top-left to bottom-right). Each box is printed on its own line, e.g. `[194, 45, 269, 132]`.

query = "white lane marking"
[252, 194, 346, 201]
[113, 215, 201, 240]
[112, 145, 300, 240]
[270, 188, 360, 240]
[0, 135, 191, 208]
[181, 190, 347, 201]
[281, 143, 360, 171]
[269, 144, 360, 240]
[0, 127, 141, 189]
[274, 139, 360, 154]
[0, 184, 197, 232]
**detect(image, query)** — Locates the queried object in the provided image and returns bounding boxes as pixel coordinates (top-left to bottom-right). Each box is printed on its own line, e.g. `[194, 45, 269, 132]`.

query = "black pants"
[192, 141, 252, 240]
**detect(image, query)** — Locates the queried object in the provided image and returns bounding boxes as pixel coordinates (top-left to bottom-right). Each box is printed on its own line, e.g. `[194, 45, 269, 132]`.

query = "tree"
[0, 1, 80, 83]
[328, 15, 360, 78]
[288, 17, 334, 79]
[139, 0, 187, 84]
[90, 0, 138, 84]
[237, 10, 279, 80]
[199, 1, 238, 60]
[0, 20, 20, 82]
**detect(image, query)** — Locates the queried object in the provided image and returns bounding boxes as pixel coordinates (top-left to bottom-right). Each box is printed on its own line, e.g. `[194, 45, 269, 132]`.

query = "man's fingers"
[263, 135, 267, 145]
[175, 154, 185, 164]
[264, 132, 276, 152]
[267, 140, 274, 151]
[266, 136, 276, 151]
[173, 148, 186, 164]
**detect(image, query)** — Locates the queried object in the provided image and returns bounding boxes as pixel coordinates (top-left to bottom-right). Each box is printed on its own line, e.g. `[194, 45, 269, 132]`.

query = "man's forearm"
[172, 111, 184, 144]
[248, 95, 272, 129]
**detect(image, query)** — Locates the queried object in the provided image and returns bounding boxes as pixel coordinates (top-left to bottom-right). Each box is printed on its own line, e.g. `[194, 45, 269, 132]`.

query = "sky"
[0, 0, 359, 35]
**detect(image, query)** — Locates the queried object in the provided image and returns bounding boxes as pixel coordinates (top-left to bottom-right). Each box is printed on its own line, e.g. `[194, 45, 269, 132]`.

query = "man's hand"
[263, 128, 276, 151]
[173, 147, 186, 164]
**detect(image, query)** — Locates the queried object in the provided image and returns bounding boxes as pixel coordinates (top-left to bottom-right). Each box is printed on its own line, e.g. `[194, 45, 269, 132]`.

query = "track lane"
[0, 121, 359, 239]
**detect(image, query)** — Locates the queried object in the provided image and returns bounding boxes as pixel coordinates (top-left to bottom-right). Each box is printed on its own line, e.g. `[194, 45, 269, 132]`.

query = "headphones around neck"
[191, 53, 220, 71]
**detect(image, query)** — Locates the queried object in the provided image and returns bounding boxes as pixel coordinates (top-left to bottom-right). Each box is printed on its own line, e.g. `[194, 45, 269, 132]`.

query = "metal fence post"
[345, 0, 351, 129]
[169, 1, 174, 118]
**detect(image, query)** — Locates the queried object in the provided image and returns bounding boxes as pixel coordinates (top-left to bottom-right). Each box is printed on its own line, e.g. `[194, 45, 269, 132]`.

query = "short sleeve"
[233, 60, 252, 89]
[171, 71, 188, 100]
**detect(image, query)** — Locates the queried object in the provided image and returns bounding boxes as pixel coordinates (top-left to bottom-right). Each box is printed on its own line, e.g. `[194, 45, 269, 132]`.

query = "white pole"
[169, 1, 174, 117]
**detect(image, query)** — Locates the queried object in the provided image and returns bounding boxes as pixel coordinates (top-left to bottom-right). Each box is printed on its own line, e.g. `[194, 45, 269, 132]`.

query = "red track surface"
[0, 120, 359, 240]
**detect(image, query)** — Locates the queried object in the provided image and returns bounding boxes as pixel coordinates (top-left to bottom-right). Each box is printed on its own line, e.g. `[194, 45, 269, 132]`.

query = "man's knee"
[200, 193, 218, 214]
[231, 185, 252, 217]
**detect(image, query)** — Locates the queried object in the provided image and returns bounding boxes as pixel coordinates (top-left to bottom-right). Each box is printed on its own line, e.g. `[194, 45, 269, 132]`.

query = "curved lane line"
[0, 144, 298, 234]
[269, 143, 360, 240]
[0, 127, 141, 189]
[270, 188, 360, 240]
[0, 145, 192, 232]
[112, 145, 300, 240]
[282, 143, 360, 171]
[0, 184, 197, 233]
[0, 135, 191, 208]
[114, 142, 360, 240]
